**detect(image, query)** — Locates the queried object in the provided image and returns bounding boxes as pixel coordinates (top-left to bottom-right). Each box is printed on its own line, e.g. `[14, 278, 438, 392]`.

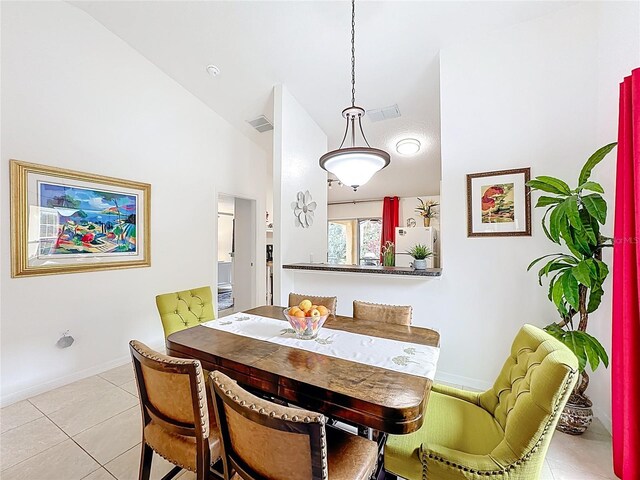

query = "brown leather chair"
[288, 293, 337, 313]
[209, 370, 378, 480]
[129, 341, 222, 480]
[352, 300, 412, 326]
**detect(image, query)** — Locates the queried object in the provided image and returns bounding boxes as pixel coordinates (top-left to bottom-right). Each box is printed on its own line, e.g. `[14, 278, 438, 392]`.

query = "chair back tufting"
[156, 286, 215, 338]
[479, 324, 578, 463]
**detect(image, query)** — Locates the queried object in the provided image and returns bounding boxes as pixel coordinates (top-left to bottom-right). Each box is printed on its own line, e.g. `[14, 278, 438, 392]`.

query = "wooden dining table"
[166, 305, 440, 436]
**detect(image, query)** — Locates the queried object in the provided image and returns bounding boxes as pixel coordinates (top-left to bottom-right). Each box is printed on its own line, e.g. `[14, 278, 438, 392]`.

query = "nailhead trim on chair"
[213, 372, 329, 479]
[130, 341, 209, 437]
[420, 370, 575, 478]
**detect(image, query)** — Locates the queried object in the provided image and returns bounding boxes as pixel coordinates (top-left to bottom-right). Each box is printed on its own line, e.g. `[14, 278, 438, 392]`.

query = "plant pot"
[557, 393, 593, 435]
[423, 217, 431, 227]
[412, 259, 427, 270]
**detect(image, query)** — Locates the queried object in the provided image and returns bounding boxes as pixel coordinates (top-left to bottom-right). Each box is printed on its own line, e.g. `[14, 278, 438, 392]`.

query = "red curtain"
[381, 196, 400, 259]
[613, 68, 640, 479]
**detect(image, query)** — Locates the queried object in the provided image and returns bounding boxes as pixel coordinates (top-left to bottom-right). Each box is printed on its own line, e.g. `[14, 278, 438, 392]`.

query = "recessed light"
[206, 65, 221, 77]
[396, 138, 421, 155]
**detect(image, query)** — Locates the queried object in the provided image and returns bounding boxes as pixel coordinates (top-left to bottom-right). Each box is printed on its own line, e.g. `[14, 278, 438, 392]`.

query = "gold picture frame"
[10, 160, 151, 277]
[466, 167, 531, 237]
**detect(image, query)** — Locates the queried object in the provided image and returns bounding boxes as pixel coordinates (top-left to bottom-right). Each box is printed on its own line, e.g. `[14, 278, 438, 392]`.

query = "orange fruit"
[293, 310, 305, 319]
[289, 306, 301, 315]
[317, 305, 329, 316]
[299, 299, 312, 312]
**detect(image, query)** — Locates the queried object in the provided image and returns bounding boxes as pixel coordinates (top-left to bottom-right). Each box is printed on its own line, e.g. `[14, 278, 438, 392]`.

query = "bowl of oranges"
[283, 299, 331, 340]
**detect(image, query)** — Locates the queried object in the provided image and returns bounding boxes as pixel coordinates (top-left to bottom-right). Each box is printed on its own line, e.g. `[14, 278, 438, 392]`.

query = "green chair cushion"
[384, 389, 504, 479]
[384, 325, 579, 480]
[155, 286, 215, 338]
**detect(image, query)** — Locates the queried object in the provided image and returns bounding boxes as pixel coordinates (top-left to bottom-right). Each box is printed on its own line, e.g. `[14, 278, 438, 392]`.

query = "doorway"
[217, 194, 257, 317]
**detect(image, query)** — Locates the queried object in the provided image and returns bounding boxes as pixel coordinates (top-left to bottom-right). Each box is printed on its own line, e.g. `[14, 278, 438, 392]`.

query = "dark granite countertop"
[282, 263, 442, 277]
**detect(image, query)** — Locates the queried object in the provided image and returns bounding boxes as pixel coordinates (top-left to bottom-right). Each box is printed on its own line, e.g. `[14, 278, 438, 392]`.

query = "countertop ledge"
[283, 263, 442, 277]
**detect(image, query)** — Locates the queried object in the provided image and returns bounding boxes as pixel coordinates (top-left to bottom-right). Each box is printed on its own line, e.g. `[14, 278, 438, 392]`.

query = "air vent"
[366, 104, 401, 122]
[247, 115, 274, 133]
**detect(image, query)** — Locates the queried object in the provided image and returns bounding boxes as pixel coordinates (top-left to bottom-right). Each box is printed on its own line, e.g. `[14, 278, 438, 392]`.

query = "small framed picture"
[466, 168, 531, 237]
[10, 160, 151, 277]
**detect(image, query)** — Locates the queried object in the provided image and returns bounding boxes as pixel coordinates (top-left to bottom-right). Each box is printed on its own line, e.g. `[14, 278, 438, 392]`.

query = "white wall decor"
[292, 191, 316, 228]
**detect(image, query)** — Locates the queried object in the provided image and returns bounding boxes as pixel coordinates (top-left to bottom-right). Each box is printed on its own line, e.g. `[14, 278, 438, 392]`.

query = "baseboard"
[0, 340, 165, 407]
[435, 370, 493, 391]
[593, 405, 613, 435]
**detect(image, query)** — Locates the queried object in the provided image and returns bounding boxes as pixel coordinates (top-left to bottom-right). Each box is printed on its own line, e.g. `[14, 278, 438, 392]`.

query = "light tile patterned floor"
[0, 365, 617, 480]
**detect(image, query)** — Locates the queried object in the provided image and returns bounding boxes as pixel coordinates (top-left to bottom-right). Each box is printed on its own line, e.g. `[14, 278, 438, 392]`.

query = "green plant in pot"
[527, 142, 616, 435]
[407, 244, 433, 270]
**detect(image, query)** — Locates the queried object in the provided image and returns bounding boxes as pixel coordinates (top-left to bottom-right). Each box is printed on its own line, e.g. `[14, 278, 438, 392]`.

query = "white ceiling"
[74, 1, 575, 201]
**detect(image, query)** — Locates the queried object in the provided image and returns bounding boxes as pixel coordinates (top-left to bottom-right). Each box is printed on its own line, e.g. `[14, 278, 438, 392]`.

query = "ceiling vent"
[366, 104, 401, 122]
[247, 115, 274, 133]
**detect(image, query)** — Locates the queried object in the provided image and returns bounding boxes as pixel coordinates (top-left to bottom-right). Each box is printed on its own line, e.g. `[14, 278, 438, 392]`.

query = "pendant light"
[319, 0, 390, 191]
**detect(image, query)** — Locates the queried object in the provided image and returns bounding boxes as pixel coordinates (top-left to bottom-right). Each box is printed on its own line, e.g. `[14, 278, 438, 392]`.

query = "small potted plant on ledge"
[416, 198, 439, 227]
[381, 241, 395, 267]
[407, 244, 433, 270]
[526, 142, 616, 435]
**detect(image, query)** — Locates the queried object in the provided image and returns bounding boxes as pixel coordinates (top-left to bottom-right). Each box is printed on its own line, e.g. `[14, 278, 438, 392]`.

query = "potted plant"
[381, 241, 395, 267]
[416, 198, 439, 227]
[526, 142, 616, 435]
[407, 244, 433, 270]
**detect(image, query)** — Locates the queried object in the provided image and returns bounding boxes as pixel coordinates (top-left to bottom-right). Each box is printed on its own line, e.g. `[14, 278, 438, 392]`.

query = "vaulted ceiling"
[75, 1, 576, 201]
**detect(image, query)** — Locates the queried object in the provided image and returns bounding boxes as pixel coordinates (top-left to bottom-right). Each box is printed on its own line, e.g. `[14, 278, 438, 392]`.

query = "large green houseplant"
[527, 142, 616, 434]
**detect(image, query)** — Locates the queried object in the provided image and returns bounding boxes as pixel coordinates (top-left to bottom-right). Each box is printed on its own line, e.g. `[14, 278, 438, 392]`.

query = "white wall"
[291, 3, 639, 429]
[272, 85, 327, 305]
[328, 195, 441, 230]
[0, 1, 267, 405]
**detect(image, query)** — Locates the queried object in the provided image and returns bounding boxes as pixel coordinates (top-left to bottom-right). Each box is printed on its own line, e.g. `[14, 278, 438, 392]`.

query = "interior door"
[232, 197, 256, 311]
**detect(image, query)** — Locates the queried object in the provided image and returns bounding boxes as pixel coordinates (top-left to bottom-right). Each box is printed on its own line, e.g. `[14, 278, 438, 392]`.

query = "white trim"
[593, 405, 612, 435]
[0, 341, 164, 407]
[435, 370, 493, 392]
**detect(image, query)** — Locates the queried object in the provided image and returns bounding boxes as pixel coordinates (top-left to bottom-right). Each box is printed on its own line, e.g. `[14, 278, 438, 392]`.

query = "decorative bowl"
[283, 307, 330, 340]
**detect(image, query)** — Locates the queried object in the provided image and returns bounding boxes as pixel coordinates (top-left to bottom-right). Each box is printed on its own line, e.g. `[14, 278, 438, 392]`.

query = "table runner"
[202, 312, 439, 379]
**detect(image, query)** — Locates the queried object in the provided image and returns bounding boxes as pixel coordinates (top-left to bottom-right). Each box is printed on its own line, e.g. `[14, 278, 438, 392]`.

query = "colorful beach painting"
[480, 183, 515, 224]
[38, 182, 138, 257]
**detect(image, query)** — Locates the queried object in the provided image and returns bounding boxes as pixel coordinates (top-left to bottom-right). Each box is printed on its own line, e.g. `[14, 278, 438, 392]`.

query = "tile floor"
[0, 363, 617, 480]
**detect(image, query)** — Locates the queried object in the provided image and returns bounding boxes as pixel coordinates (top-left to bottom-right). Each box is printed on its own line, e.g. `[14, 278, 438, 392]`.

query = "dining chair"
[352, 300, 412, 326]
[156, 286, 215, 338]
[288, 292, 337, 313]
[129, 340, 222, 480]
[384, 324, 579, 480]
[209, 370, 379, 480]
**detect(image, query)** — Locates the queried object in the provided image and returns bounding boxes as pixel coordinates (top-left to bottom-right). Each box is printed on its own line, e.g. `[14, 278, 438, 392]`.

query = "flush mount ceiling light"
[396, 138, 421, 155]
[206, 64, 220, 77]
[319, 0, 390, 191]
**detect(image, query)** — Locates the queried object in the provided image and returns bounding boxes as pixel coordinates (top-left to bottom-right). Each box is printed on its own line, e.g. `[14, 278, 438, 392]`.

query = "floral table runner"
[202, 312, 439, 379]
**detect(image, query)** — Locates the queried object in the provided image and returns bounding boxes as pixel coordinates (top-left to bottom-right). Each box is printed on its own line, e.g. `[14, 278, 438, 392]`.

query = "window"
[358, 218, 382, 266]
[328, 220, 354, 264]
[327, 218, 381, 265]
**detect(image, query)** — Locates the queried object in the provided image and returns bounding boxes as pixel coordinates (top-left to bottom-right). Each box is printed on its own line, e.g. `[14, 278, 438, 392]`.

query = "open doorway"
[217, 194, 257, 317]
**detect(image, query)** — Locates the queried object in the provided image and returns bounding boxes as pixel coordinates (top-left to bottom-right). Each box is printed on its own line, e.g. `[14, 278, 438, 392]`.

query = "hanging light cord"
[351, 0, 356, 107]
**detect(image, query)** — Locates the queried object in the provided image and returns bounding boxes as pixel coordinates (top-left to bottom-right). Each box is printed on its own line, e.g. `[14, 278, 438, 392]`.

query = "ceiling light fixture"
[206, 65, 220, 77]
[396, 138, 421, 155]
[319, 0, 390, 191]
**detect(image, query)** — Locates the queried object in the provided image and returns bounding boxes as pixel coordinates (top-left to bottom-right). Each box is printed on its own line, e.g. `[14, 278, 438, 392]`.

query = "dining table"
[166, 305, 440, 438]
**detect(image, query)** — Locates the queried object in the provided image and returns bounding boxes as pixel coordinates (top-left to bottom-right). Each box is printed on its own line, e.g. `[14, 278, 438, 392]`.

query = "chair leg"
[160, 466, 183, 480]
[139, 443, 153, 480]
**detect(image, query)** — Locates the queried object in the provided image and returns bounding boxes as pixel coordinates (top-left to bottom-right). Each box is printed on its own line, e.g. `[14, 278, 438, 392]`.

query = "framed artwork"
[466, 167, 531, 237]
[10, 160, 151, 277]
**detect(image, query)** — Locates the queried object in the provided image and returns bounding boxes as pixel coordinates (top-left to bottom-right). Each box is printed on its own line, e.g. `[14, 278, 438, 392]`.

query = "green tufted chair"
[156, 286, 215, 338]
[384, 324, 579, 480]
